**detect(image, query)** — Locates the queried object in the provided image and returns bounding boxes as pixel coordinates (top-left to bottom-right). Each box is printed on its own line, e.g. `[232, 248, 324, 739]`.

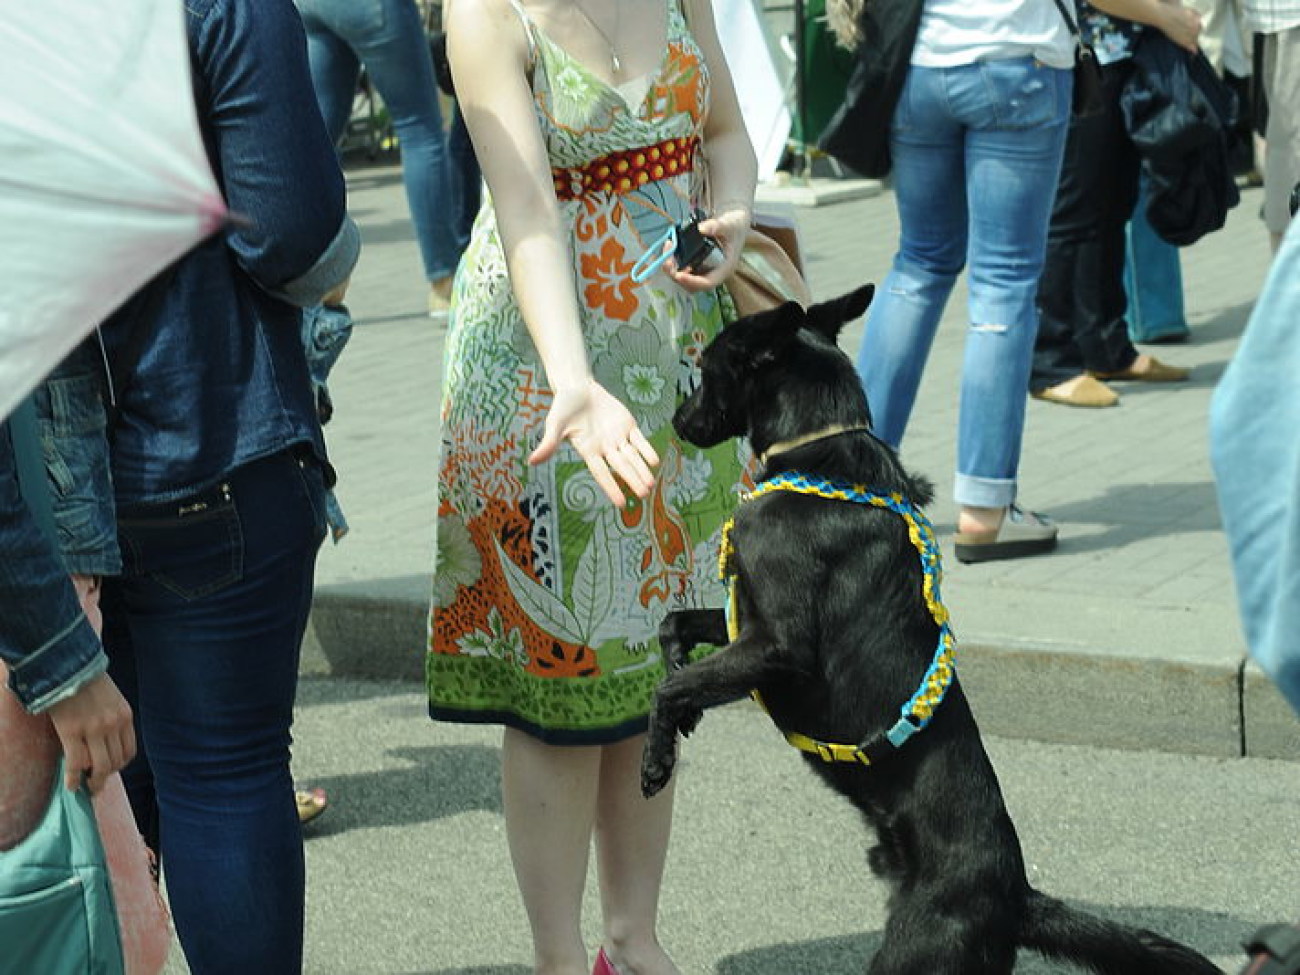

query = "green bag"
[0, 762, 125, 975]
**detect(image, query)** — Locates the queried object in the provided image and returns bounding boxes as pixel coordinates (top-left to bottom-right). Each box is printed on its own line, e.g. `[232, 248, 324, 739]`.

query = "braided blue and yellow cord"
[719, 472, 957, 766]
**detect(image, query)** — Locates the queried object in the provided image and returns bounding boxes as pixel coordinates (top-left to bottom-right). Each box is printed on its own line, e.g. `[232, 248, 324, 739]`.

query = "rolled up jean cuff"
[275, 216, 362, 308]
[953, 473, 1017, 510]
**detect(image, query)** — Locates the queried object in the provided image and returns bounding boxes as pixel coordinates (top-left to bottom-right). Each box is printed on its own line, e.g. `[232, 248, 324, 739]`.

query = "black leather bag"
[817, 0, 926, 178]
[1051, 0, 1105, 118]
[1120, 31, 1240, 245]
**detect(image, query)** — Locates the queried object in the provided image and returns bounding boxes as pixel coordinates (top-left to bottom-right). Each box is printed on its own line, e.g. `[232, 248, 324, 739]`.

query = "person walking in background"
[297, 0, 462, 319]
[1029, 0, 1200, 409]
[429, 0, 757, 972]
[1239, 0, 1300, 250]
[97, 0, 359, 970]
[824, 0, 1075, 563]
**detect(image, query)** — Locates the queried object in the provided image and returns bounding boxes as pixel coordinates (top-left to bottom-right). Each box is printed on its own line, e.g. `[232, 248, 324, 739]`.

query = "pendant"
[611, 52, 621, 73]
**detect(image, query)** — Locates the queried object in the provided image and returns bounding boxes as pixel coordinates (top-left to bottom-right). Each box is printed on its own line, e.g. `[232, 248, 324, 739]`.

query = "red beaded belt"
[551, 136, 699, 201]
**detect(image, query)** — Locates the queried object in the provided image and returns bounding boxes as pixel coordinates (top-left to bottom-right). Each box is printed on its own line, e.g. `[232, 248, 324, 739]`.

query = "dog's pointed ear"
[739, 300, 805, 366]
[803, 284, 875, 341]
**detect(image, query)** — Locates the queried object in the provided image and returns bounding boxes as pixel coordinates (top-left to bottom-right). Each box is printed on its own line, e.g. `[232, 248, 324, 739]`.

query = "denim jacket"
[31, 338, 122, 578]
[0, 421, 106, 713]
[2, 0, 357, 712]
[103, 0, 361, 506]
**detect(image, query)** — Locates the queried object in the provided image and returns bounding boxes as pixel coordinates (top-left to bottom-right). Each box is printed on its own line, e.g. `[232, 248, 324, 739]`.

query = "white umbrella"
[0, 0, 226, 421]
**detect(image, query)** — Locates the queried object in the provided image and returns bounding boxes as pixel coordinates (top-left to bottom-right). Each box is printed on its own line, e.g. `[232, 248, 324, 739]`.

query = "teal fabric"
[0, 762, 124, 975]
[1124, 178, 1190, 342]
[8, 397, 56, 541]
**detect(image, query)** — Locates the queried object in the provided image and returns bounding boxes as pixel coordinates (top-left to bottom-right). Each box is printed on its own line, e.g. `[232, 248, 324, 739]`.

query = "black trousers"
[1032, 60, 1142, 390]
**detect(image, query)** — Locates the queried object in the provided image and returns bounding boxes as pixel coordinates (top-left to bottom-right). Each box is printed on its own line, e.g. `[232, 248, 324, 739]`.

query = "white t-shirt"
[912, 0, 1075, 69]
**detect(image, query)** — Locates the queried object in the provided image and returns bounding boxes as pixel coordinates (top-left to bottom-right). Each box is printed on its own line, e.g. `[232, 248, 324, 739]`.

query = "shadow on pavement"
[715, 901, 1247, 974]
[302, 743, 501, 835]
[297, 676, 417, 706]
[1047, 480, 1222, 555]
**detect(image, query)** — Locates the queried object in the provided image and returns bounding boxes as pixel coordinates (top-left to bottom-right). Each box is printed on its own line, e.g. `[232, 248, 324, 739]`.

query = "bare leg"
[595, 734, 682, 975]
[502, 727, 600, 975]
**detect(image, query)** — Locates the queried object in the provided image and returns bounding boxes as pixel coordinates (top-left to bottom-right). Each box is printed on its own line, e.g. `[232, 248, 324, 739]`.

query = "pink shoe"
[592, 947, 620, 975]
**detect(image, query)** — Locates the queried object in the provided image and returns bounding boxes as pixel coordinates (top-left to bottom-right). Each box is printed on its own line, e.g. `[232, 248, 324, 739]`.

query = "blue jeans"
[298, 0, 460, 281]
[1124, 177, 1189, 343]
[857, 58, 1070, 509]
[104, 449, 327, 974]
[448, 102, 482, 253]
[1210, 220, 1300, 716]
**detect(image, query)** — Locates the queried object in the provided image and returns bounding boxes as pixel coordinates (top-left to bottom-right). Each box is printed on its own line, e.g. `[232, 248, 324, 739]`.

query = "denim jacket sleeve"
[189, 0, 361, 308]
[0, 423, 107, 714]
[31, 338, 122, 578]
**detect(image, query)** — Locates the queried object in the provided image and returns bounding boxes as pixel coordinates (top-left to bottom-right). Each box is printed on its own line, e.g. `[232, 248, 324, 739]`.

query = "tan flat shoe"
[1091, 356, 1189, 382]
[1031, 374, 1119, 408]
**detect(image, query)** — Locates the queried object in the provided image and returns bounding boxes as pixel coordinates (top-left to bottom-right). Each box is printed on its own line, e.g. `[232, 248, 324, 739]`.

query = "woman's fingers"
[84, 734, 113, 795]
[607, 441, 655, 499]
[62, 738, 89, 792]
[629, 427, 659, 468]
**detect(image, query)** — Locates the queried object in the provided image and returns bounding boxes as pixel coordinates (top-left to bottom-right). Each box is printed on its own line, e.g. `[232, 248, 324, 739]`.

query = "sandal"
[953, 504, 1058, 564]
[1240, 921, 1300, 973]
[295, 787, 328, 826]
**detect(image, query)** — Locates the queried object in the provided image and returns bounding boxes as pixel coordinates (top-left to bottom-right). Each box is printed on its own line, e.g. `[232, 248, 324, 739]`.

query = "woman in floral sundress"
[431, 0, 756, 972]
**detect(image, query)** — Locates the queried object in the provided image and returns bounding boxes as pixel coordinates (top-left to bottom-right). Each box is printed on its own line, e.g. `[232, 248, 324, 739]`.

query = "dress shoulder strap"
[505, 0, 540, 65]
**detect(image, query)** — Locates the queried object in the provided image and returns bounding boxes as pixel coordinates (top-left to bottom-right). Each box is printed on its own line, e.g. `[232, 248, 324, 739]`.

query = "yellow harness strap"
[720, 473, 956, 767]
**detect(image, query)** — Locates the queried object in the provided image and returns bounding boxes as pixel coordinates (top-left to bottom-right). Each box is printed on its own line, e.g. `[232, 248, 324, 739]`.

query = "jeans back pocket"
[118, 482, 244, 601]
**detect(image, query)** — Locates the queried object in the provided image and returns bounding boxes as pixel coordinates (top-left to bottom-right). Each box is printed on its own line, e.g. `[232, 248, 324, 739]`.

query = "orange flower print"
[659, 46, 704, 120]
[581, 237, 638, 321]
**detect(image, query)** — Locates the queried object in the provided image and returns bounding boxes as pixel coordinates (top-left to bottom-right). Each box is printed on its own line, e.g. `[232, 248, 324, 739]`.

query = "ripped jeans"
[857, 57, 1071, 509]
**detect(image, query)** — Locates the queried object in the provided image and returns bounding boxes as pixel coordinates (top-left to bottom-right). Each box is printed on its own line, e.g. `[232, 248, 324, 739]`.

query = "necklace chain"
[572, 0, 623, 74]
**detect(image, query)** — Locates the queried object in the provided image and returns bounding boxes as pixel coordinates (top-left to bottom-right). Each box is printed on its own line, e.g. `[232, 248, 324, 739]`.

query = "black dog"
[641, 286, 1220, 975]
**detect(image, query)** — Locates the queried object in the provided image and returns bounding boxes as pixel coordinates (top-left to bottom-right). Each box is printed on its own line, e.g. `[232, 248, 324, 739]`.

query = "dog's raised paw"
[640, 752, 676, 798]
[678, 707, 704, 738]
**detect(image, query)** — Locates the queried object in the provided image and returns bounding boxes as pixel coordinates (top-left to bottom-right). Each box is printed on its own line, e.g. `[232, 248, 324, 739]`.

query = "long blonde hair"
[824, 0, 866, 49]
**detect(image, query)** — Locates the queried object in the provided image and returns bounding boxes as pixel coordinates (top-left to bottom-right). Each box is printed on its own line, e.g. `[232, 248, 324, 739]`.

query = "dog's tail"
[1019, 889, 1222, 975]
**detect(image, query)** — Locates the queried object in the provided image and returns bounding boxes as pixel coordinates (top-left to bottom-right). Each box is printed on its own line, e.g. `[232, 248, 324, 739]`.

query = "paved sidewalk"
[303, 159, 1299, 760]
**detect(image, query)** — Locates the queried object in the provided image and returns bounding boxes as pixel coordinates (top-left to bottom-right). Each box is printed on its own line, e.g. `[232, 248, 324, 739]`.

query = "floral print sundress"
[426, 0, 747, 744]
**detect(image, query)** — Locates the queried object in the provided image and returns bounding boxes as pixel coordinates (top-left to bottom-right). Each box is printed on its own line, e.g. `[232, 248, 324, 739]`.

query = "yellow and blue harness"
[720, 472, 956, 767]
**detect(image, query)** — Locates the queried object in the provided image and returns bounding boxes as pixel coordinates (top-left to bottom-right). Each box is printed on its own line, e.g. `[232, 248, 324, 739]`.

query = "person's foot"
[1031, 374, 1119, 408]
[428, 276, 453, 323]
[1090, 354, 1189, 382]
[954, 504, 1058, 564]
[296, 787, 328, 826]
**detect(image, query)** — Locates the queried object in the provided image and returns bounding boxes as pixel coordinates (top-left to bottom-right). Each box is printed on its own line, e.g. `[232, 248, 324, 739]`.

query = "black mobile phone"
[674, 211, 721, 274]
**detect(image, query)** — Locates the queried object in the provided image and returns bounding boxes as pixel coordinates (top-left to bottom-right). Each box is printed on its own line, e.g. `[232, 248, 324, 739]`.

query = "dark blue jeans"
[104, 449, 327, 974]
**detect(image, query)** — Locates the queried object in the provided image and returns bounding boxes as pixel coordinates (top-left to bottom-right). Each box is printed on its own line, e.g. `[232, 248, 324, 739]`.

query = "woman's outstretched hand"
[529, 378, 660, 507]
